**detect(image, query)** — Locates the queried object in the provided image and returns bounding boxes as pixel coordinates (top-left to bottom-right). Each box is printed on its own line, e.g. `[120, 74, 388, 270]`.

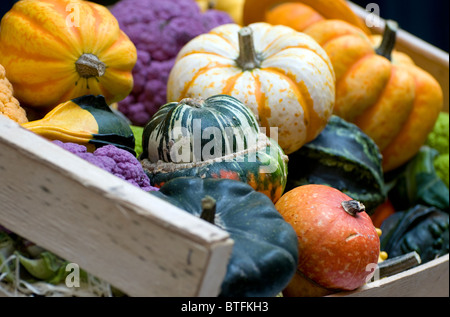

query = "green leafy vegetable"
[386, 146, 449, 212]
[380, 205, 449, 263]
[130, 125, 144, 158]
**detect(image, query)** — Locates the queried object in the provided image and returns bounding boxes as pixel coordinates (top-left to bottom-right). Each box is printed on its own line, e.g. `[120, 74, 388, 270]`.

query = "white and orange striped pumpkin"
[166, 22, 335, 154]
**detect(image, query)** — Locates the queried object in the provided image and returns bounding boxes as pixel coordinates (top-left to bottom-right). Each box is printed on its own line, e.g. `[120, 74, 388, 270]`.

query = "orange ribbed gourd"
[243, 0, 370, 34]
[265, 2, 325, 32]
[0, 0, 137, 110]
[304, 20, 443, 171]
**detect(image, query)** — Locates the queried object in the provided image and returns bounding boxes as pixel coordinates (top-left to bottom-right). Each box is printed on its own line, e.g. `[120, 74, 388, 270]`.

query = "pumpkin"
[264, 2, 325, 32]
[380, 205, 449, 264]
[151, 176, 299, 297]
[0, 64, 28, 124]
[304, 20, 444, 172]
[243, 0, 370, 34]
[275, 184, 380, 296]
[286, 115, 386, 215]
[0, 0, 137, 110]
[140, 94, 288, 203]
[22, 95, 135, 155]
[167, 22, 335, 155]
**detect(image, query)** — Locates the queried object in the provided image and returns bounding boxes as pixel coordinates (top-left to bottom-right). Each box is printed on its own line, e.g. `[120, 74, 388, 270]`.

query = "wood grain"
[330, 254, 449, 297]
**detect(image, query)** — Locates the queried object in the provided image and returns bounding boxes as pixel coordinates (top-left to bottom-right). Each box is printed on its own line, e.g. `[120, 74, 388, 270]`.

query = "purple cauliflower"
[110, 0, 233, 126]
[53, 140, 158, 192]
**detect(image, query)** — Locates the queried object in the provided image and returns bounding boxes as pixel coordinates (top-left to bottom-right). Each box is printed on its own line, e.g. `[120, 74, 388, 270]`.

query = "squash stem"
[180, 97, 206, 108]
[236, 27, 261, 71]
[341, 200, 366, 217]
[75, 53, 106, 78]
[375, 20, 399, 61]
[200, 196, 216, 224]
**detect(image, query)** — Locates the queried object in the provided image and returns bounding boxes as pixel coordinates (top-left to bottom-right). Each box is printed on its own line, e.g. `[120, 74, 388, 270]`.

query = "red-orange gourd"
[275, 184, 380, 296]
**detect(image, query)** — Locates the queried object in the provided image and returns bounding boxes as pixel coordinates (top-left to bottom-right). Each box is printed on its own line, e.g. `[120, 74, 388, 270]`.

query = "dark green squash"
[286, 115, 386, 215]
[150, 177, 299, 297]
[22, 95, 136, 155]
[380, 205, 449, 264]
[141, 95, 288, 202]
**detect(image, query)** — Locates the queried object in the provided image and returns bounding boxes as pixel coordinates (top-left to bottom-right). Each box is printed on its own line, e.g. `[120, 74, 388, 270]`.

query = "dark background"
[0, 0, 448, 52]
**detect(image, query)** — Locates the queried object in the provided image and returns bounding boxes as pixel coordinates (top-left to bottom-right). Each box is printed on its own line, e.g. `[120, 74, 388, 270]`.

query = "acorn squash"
[286, 115, 386, 215]
[151, 177, 299, 297]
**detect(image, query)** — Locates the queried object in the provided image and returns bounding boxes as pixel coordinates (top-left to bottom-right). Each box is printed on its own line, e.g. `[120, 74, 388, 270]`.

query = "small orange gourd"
[304, 20, 443, 171]
[276, 184, 380, 296]
[0, 0, 137, 110]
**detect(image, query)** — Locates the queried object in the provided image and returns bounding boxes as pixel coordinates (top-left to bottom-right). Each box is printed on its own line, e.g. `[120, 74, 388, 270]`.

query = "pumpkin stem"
[375, 20, 399, 61]
[341, 200, 366, 217]
[180, 97, 206, 108]
[75, 53, 106, 78]
[236, 27, 261, 71]
[200, 195, 216, 224]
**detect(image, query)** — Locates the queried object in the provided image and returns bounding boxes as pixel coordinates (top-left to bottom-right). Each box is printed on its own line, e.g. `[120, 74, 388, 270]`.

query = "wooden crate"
[0, 115, 234, 297]
[0, 2, 448, 298]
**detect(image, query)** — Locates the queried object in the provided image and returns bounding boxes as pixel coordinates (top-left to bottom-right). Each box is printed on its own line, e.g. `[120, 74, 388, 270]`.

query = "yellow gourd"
[0, 64, 28, 124]
[0, 0, 137, 110]
[196, 0, 245, 25]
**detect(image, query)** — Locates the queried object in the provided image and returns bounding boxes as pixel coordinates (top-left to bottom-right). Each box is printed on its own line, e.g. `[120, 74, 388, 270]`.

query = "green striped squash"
[140, 95, 288, 202]
[286, 115, 386, 215]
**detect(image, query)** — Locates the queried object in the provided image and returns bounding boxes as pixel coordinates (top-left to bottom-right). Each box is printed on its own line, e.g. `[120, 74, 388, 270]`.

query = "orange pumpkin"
[304, 20, 443, 171]
[370, 199, 396, 228]
[166, 22, 335, 155]
[243, 0, 371, 34]
[275, 184, 380, 296]
[265, 2, 325, 32]
[0, 0, 137, 110]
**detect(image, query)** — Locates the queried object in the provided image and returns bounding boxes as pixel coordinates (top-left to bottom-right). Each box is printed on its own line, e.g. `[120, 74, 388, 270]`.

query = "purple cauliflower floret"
[110, 0, 233, 126]
[53, 140, 158, 192]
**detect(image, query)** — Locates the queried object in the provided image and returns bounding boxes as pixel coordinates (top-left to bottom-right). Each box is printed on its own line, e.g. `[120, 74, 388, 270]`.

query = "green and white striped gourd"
[140, 94, 288, 202]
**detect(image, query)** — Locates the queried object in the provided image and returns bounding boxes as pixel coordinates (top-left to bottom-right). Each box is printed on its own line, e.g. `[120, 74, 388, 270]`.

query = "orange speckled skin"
[167, 23, 336, 155]
[305, 20, 443, 172]
[0, 0, 137, 109]
[243, 0, 371, 34]
[275, 184, 380, 293]
[265, 3, 325, 32]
